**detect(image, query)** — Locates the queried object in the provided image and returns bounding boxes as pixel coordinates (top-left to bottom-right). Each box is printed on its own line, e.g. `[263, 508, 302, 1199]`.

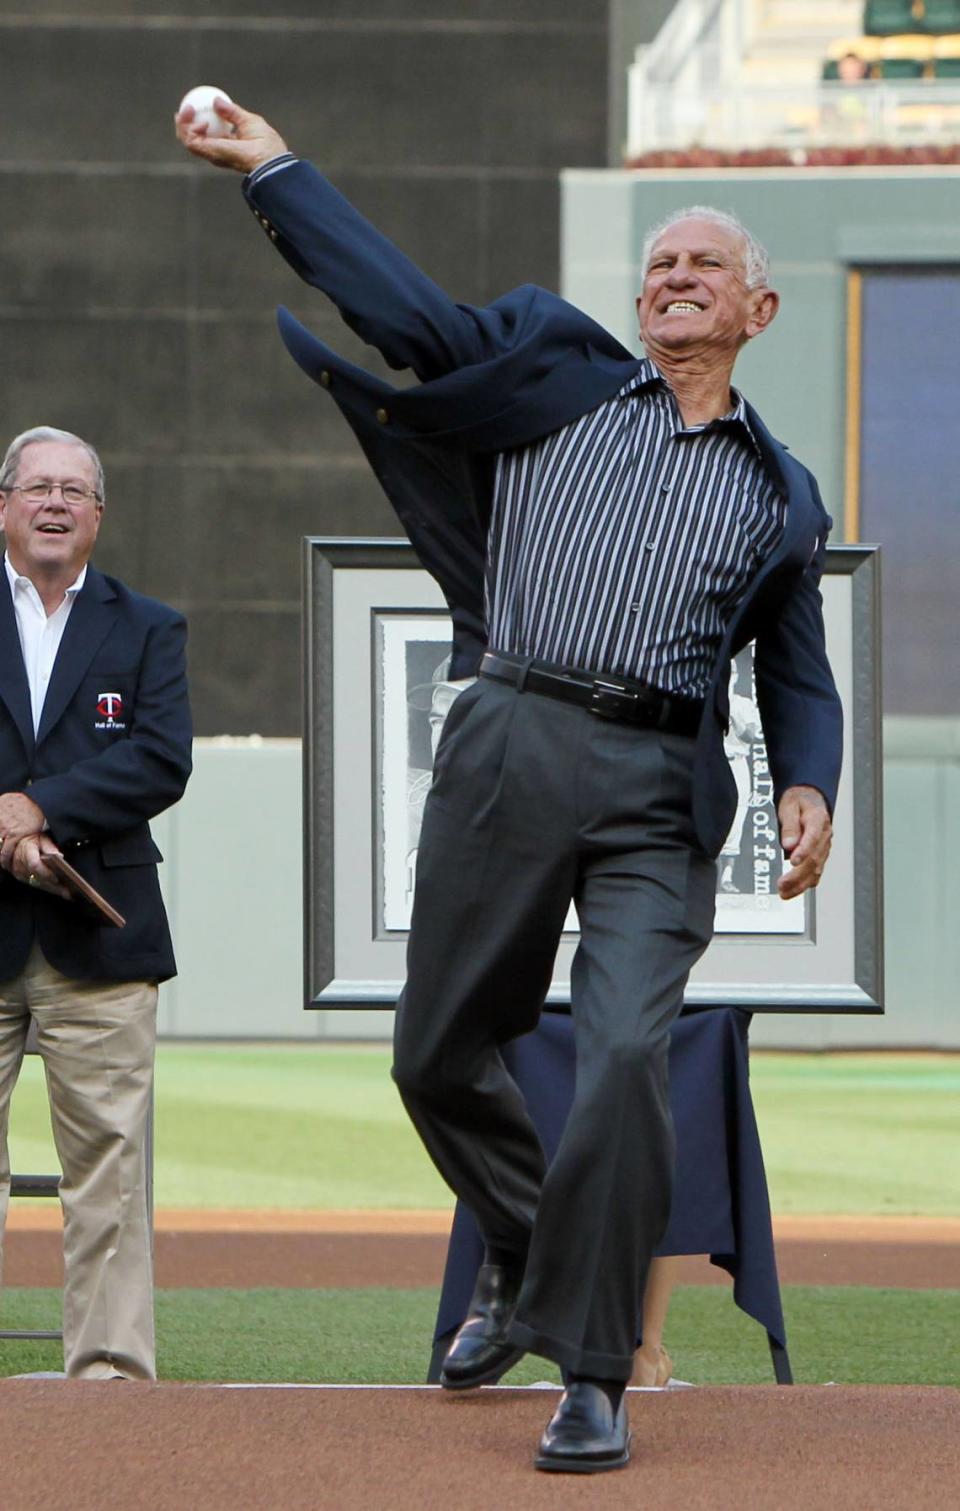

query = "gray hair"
[0, 426, 105, 501]
[640, 206, 770, 289]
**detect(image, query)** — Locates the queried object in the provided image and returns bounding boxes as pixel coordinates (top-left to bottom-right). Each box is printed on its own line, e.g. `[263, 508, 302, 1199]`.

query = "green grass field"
[3, 1286, 957, 1388]
[4, 1045, 957, 1387]
[7, 1044, 959, 1214]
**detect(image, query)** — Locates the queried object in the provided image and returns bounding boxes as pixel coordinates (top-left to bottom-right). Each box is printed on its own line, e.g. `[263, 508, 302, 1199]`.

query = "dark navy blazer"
[246, 161, 843, 857]
[0, 565, 192, 983]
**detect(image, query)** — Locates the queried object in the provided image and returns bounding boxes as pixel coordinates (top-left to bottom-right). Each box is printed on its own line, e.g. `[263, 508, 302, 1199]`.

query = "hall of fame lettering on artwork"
[713, 644, 804, 936]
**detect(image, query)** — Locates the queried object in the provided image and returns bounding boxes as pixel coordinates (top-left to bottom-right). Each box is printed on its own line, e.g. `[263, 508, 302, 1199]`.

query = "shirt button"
[630, 603, 641, 613]
[661, 482, 672, 493]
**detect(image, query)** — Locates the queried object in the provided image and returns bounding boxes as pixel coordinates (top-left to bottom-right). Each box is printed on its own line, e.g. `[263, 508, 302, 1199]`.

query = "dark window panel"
[859, 268, 960, 715]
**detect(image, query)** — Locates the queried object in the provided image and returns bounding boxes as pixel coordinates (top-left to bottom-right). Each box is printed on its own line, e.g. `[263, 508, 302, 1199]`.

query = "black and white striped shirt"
[485, 359, 786, 698]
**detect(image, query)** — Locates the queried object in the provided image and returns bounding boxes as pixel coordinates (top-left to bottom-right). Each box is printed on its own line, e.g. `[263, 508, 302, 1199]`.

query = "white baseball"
[178, 85, 235, 137]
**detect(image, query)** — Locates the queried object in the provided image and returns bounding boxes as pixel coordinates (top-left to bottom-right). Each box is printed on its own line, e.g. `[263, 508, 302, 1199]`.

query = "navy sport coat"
[0, 565, 192, 982]
[246, 161, 842, 858]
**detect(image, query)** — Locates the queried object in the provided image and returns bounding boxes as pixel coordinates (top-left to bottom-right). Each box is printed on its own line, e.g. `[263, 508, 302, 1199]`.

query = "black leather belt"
[479, 652, 704, 737]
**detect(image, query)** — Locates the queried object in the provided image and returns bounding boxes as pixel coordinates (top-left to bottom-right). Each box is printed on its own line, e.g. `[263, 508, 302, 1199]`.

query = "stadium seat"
[879, 32, 935, 72]
[921, 0, 960, 32]
[864, 0, 925, 35]
[933, 33, 960, 71]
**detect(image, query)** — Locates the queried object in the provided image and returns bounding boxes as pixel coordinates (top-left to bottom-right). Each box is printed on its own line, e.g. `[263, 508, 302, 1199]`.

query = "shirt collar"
[4, 552, 88, 603]
[717, 390, 765, 461]
[618, 357, 664, 397]
[619, 359, 764, 460]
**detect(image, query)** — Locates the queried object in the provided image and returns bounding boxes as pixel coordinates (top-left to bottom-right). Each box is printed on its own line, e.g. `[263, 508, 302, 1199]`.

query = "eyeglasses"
[3, 481, 102, 505]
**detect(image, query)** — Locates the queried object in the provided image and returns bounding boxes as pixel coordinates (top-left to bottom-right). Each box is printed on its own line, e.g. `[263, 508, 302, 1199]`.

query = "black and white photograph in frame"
[375, 612, 457, 933]
[372, 621, 792, 938]
[303, 538, 882, 1014]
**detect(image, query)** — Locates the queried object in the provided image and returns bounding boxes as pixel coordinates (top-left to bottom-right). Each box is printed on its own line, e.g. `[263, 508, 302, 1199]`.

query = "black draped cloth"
[432, 1007, 785, 1360]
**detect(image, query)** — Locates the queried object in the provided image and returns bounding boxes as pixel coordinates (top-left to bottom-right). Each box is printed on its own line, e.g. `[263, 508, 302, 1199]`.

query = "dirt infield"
[5, 1210, 960, 1290]
[3, 1214, 958, 1508]
[0, 1380, 957, 1510]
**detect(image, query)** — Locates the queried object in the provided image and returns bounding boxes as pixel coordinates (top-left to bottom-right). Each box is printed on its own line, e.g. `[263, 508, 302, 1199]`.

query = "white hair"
[640, 206, 770, 289]
[0, 426, 105, 501]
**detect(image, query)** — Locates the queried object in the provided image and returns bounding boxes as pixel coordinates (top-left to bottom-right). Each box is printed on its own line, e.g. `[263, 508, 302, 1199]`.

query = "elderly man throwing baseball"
[177, 98, 840, 1472]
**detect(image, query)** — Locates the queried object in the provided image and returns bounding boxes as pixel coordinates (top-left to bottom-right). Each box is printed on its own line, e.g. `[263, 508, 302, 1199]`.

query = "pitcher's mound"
[1, 1381, 957, 1510]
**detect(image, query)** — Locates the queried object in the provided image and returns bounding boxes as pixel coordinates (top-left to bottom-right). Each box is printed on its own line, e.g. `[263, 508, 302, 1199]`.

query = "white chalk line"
[204, 1382, 679, 1392]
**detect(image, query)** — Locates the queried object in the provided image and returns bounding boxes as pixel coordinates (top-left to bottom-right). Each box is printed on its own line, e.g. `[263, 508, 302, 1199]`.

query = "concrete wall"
[0, 1, 614, 735]
[157, 736, 960, 1047]
[153, 738, 394, 1042]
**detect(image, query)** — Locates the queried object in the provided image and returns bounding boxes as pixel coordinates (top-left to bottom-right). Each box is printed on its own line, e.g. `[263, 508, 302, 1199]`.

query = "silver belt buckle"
[589, 680, 639, 720]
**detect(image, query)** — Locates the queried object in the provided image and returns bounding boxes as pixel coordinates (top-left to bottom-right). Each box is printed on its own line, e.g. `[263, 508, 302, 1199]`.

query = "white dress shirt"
[4, 553, 86, 735]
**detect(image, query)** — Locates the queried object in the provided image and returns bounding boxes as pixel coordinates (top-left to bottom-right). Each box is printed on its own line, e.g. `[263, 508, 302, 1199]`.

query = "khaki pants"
[0, 943, 157, 1380]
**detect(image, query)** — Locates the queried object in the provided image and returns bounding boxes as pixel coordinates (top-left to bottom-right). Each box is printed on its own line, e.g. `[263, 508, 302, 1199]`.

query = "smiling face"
[0, 439, 103, 585]
[636, 216, 778, 361]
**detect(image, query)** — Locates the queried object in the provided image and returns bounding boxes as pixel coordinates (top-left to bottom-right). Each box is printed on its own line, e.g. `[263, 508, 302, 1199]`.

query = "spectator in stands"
[837, 51, 871, 81]
[823, 50, 874, 139]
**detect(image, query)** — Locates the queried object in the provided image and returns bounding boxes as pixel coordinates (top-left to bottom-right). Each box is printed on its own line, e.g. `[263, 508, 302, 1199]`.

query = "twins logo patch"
[95, 692, 127, 731]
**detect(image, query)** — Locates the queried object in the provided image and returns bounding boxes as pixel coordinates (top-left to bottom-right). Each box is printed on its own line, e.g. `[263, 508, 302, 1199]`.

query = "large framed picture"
[303, 538, 882, 1013]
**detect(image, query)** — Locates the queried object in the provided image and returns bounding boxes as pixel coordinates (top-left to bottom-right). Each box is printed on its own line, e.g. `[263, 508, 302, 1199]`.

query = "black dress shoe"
[439, 1261, 526, 1390]
[535, 1382, 631, 1473]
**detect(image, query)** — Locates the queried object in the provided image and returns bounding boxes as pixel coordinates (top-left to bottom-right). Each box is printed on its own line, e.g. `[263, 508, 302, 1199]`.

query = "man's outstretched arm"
[175, 98, 495, 378]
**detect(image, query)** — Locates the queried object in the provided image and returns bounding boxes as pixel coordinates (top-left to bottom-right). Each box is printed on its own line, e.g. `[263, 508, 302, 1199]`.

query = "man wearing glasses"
[0, 427, 192, 1380]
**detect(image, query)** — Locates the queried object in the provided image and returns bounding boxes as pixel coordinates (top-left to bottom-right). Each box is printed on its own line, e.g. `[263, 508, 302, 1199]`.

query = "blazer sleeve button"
[375, 408, 390, 425]
[320, 370, 332, 388]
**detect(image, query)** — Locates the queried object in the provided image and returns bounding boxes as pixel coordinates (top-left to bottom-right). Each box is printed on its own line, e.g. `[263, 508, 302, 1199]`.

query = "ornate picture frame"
[303, 538, 882, 1013]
